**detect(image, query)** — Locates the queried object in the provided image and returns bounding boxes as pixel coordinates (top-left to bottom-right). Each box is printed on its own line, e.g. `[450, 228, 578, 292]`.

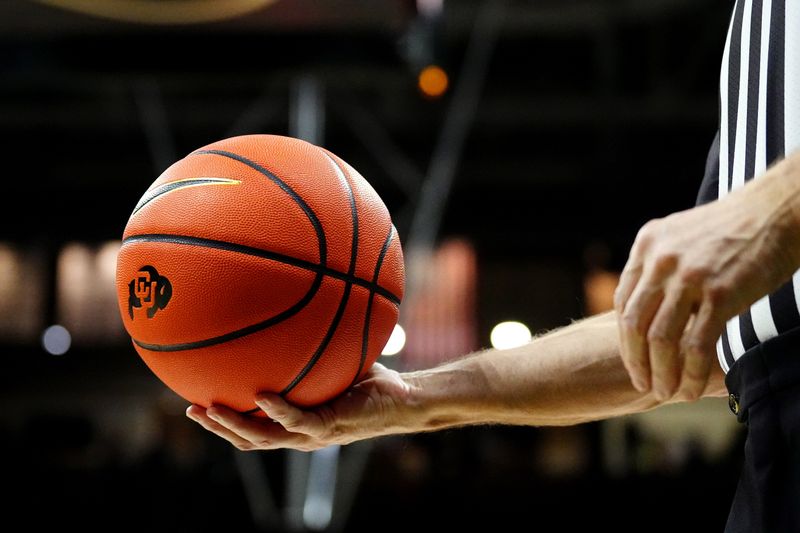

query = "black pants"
[724, 325, 800, 532]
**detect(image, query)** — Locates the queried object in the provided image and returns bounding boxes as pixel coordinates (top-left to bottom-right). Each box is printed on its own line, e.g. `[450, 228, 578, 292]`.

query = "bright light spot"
[418, 65, 449, 98]
[381, 324, 406, 356]
[303, 493, 333, 531]
[302, 445, 339, 531]
[490, 321, 532, 350]
[42, 324, 72, 355]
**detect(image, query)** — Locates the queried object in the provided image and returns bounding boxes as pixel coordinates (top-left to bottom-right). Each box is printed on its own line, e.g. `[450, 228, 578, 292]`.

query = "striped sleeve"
[712, 0, 800, 372]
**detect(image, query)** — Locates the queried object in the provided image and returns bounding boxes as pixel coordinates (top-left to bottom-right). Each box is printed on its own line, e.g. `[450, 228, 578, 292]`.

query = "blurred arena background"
[0, 0, 744, 531]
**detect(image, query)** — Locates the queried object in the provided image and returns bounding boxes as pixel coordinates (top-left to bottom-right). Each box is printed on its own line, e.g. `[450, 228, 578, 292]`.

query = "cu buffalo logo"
[128, 265, 172, 319]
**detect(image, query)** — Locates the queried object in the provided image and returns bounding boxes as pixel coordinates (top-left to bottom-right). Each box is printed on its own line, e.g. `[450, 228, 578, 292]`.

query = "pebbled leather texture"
[116, 134, 404, 411]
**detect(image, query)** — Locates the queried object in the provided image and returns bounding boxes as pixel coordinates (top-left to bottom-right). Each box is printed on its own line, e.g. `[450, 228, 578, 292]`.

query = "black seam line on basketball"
[280, 153, 360, 396]
[131, 178, 240, 216]
[134, 271, 325, 352]
[349, 223, 395, 390]
[323, 151, 360, 280]
[279, 278, 354, 396]
[241, 406, 261, 415]
[191, 149, 328, 269]
[121, 234, 400, 306]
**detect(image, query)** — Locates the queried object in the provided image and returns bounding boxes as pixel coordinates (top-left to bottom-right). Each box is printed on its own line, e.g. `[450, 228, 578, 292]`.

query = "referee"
[189, 1, 800, 531]
[616, 0, 800, 530]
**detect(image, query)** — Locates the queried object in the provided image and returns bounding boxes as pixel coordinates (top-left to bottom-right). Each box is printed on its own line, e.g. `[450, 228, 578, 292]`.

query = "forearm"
[760, 147, 800, 220]
[402, 311, 727, 431]
[738, 148, 800, 271]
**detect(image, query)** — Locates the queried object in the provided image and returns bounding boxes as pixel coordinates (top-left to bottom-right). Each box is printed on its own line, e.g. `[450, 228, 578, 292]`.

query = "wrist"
[399, 357, 494, 432]
[779, 151, 800, 244]
[762, 151, 800, 264]
[733, 149, 800, 272]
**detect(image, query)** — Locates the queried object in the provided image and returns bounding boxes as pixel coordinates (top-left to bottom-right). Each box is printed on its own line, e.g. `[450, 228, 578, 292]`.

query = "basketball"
[115, 134, 404, 413]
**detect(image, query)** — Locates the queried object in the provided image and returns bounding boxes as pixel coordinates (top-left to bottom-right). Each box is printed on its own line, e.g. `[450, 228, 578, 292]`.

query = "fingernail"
[207, 409, 221, 421]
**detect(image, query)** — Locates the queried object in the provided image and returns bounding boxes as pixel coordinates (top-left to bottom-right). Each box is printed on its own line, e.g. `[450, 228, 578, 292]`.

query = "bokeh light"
[381, 324, 406, 356]
[490, 321, 532, 350]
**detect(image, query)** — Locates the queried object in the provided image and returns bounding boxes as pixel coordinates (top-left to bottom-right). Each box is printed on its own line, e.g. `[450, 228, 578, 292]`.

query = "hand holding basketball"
[186, 362, 411, 451]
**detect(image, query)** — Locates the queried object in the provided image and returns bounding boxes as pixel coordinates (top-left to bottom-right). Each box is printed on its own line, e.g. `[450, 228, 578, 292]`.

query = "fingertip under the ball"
[255, 392, 281, 406]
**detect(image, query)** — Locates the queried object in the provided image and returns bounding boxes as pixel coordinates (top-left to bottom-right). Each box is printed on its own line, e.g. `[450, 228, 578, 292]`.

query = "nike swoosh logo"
[132, 177, 240, 215]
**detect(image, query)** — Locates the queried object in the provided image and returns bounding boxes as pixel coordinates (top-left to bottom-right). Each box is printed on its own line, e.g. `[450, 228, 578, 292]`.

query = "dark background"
[0, 1, 743, 531]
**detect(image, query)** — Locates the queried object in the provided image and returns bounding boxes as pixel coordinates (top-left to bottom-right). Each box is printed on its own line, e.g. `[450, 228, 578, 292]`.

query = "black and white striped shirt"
[694, 0, 800, 372]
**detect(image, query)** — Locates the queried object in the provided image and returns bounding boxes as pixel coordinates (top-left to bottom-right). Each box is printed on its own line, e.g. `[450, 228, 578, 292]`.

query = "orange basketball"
[115, 134, 404, 413]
